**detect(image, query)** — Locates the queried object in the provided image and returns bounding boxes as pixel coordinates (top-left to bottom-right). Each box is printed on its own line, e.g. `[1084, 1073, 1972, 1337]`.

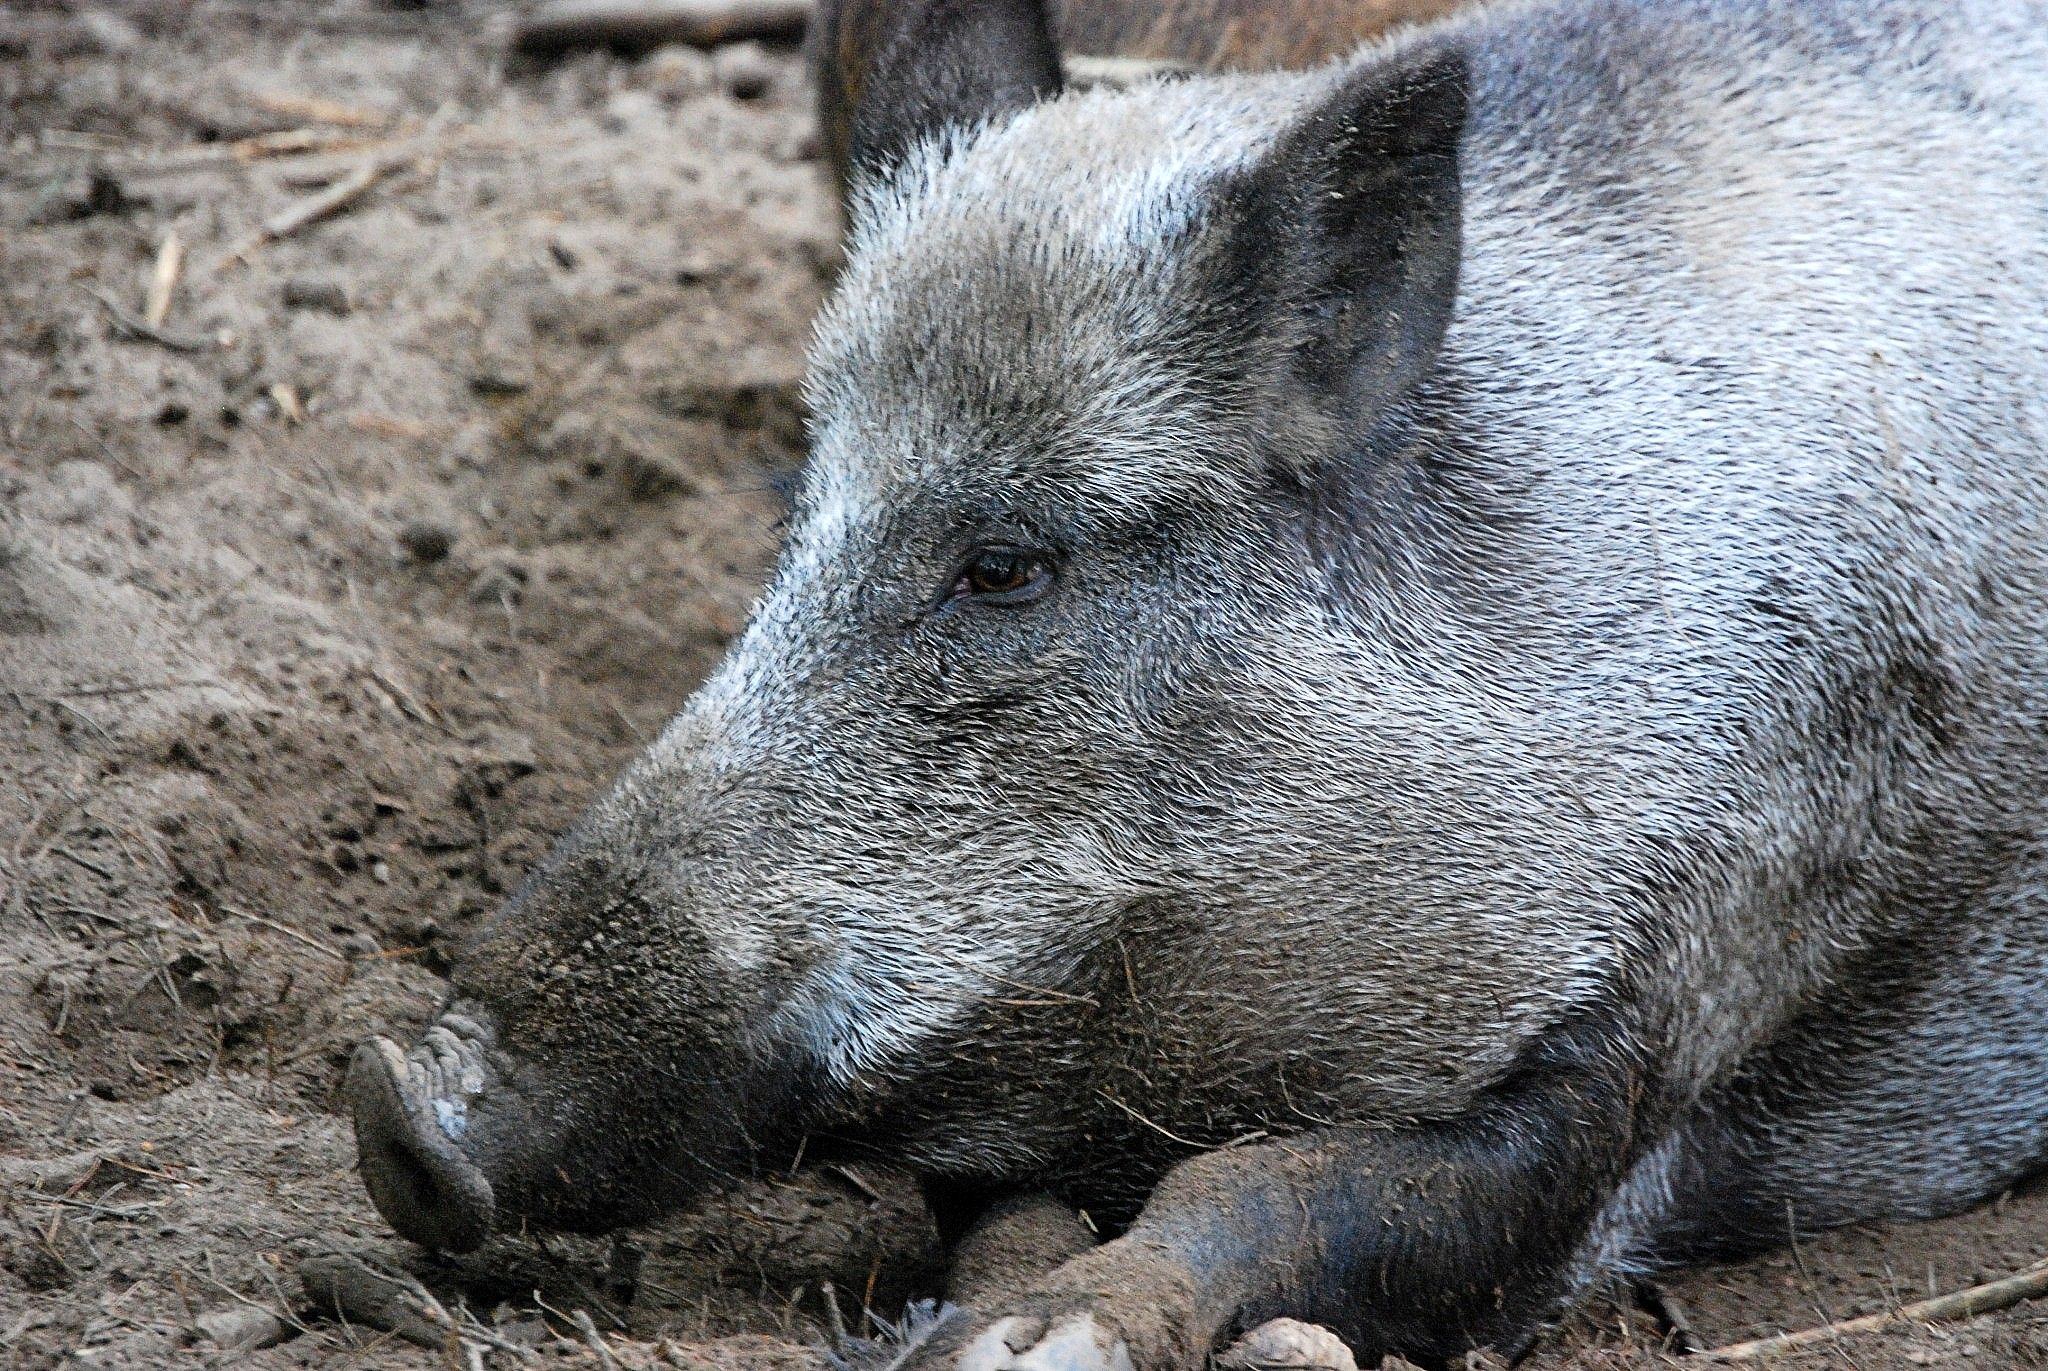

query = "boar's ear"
[812, 0, 1063, 200]
[1217, 46, 1468, 443]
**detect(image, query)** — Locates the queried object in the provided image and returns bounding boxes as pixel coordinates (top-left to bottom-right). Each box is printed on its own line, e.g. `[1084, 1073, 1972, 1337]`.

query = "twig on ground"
[17, 1193, 155, 1220]
[49, 698, 115, 747]
[569, 1309, 620, 1371]
[817, 1280, 850, 1350]
[63, 413, 148, 480]
[120, 127, 384, 178]
[1698, 1261, 2048, 1361]
[252, 93, 391, 128]
[1095, 1089, 1210, 1150]
[1784, 1200, 1836, 1330]
[50, 846, 112, 880]
[826, 1163, 884, 1203]
[215, 107, 462, 269]
[144, 231, 184, 328]
[300, 1252, 452, 1350]
[216, 155, 395, 269]
[511, 0, 812, 56]
[302, 1251, 534, 1362]
[1638, 1280, 1700, 1354]
[218, 905, 350, 962]
[177, 1258, 311, 1337]
[83, 286, 212, 353]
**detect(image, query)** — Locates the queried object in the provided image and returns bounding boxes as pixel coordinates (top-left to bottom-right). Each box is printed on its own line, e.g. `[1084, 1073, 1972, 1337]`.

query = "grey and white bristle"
[827, 1300, 965, 1371]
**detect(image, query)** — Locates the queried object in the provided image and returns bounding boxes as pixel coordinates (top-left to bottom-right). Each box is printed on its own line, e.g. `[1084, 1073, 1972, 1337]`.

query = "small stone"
[637, 43, 715, 100]
[76, 11, 144, 55]
[397, 518, 454, 564]
[615, 447, 695, 502]
[29, 166, 132, 225]
[468, 559, 529, 607]
[1216, 1319, 1359, 1371]
[603, 88, 664, 133]
[466, 726, 538, 783]
[775, 124, 824, 163]
[652, 347, 806, 443]
[193, 1304, 285, 1352]
[672, 243, 724, 286]
[714, 41, 777, 101]
[466, 364, 531, 398]
[282, 277, 351, 315]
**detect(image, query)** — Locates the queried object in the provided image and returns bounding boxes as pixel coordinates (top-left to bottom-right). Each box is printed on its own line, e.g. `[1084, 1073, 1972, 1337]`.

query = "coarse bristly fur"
[351, 0, 2048, 1364]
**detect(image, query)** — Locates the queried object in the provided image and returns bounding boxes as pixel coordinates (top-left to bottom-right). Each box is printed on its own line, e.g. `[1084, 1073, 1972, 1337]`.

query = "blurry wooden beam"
[511, 0, 813, 58]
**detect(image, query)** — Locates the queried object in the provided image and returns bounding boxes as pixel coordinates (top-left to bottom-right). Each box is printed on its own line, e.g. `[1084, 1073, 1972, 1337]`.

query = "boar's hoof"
[952, 1315, 1136, 1371]
[348, 1034, 495, 1252]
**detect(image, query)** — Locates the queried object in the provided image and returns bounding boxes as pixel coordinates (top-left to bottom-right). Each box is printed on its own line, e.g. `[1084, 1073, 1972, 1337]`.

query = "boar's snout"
[348, 1016, 498, 1252]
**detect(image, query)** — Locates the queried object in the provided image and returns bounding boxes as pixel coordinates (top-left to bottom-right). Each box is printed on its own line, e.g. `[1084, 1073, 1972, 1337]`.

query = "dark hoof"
[348, 1035, 495, 1252]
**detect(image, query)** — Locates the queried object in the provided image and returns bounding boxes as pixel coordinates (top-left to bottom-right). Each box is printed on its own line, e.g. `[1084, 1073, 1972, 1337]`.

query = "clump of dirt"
[4, 4, 2048, 1371]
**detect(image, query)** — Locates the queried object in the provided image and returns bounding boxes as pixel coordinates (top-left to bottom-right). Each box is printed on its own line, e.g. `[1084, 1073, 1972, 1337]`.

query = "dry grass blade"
[268, 383, 306, 425]
[144, 231, 183, 329]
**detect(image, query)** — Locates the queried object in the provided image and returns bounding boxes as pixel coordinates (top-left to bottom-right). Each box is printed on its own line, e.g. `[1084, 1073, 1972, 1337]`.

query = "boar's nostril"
[348, 1037, 495, 1253]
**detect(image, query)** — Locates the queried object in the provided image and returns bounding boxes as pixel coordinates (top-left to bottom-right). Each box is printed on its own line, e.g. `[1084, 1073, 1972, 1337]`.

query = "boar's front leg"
[920, 1015, 1647, 1370]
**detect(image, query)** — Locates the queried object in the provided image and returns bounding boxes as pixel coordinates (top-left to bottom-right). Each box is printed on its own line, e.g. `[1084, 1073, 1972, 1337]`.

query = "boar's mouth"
[349, 1019, 498, 1253]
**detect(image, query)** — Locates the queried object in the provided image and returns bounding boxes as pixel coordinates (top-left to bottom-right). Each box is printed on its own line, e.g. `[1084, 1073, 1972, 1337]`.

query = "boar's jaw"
[349, 1019, 499, 1253]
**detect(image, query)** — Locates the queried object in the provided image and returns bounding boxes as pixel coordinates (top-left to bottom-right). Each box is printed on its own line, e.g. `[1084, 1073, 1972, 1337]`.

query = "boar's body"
[354, 0, 2048, 1364]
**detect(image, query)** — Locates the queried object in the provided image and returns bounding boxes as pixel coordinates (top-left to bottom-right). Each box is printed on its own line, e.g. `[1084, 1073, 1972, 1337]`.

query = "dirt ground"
[3, 3, 2047, 1369]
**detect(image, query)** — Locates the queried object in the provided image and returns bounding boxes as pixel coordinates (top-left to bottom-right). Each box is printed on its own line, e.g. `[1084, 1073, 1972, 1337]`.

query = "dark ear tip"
[1327, 42, 1472, 159]
[1402, 45, 1473, 117]
[823, 0, 1064, 197]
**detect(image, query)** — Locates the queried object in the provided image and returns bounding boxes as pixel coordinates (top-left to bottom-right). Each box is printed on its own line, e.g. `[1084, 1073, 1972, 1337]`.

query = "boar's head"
[352, 0, 1611, 1254]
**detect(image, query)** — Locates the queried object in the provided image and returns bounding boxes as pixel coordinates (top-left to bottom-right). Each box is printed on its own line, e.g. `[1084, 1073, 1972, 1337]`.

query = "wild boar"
[351, 0, 2048, 1364]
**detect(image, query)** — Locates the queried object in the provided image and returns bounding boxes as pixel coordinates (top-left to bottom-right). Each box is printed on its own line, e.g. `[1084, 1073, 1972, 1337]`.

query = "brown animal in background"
[1049, 0, 1466, 66]
[812, 0, 1464, 200]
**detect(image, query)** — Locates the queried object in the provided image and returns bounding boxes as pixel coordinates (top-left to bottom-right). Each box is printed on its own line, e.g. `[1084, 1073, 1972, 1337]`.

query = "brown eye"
[953, 547, 1052, 603]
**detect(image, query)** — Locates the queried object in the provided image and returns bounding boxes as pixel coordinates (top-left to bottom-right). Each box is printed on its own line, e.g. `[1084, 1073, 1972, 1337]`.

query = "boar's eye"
[950, 545, 1053, 605]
